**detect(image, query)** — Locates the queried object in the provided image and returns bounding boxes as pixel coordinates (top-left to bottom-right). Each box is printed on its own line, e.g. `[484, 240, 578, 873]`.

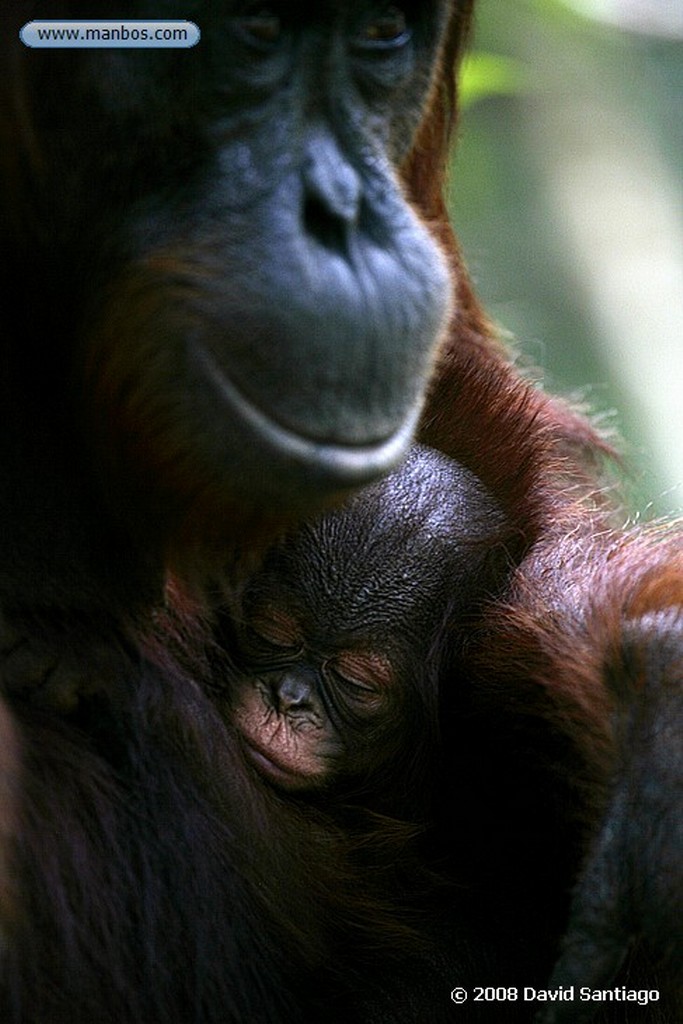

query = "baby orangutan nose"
[272, 668, 317, 715]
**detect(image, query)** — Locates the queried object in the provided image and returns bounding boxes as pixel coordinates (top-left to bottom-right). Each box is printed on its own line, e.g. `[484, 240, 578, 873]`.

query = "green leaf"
[459, 53, 528, 108]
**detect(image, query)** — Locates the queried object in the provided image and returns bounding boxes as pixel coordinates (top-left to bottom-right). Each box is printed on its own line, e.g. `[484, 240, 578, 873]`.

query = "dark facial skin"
[225, 444, 507, 794]
[6, 1, 453, 517]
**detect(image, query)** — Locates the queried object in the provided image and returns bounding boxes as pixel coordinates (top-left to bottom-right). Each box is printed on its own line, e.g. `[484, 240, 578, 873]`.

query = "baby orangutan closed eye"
[220, 442, 507, 808]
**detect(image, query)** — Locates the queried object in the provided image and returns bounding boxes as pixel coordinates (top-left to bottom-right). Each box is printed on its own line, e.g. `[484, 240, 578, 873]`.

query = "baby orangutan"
[220, 443, 506, 809]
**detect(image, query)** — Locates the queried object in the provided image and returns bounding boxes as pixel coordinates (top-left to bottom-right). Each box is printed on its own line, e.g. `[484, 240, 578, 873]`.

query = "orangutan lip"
[244, 741, 299, 784]
[195, 344, 419, 478]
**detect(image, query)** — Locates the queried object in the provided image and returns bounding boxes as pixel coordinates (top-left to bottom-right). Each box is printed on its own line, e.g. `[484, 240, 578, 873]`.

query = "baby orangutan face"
[227, 443, 506, 794]
[231, 605, 396, 792]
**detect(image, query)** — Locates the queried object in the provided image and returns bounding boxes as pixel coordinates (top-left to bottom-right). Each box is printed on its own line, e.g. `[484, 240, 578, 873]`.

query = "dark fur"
[0, 3, 472, 1021]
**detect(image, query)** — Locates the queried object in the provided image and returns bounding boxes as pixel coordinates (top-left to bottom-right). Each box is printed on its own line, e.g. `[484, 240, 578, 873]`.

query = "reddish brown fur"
[407, 15, 682, 1016]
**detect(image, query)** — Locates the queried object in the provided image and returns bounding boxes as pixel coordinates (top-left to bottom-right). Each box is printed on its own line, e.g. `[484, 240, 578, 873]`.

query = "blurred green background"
[450, 0, 682, 518]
